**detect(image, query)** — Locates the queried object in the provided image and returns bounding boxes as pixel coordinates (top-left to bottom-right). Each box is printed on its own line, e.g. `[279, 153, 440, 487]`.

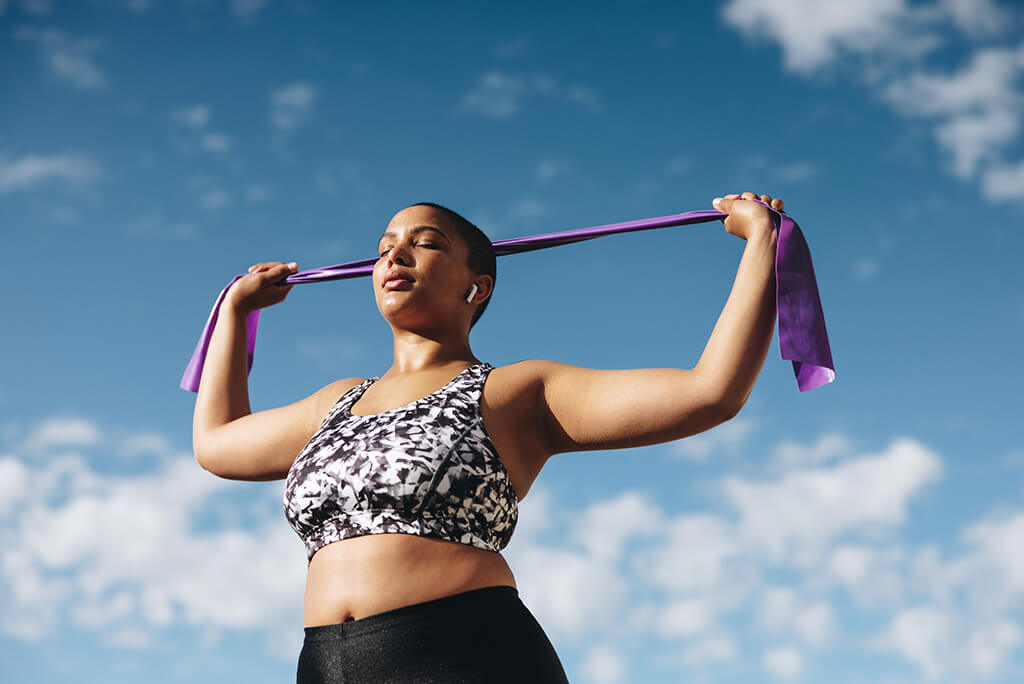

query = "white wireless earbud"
[466, 284, 478, 303]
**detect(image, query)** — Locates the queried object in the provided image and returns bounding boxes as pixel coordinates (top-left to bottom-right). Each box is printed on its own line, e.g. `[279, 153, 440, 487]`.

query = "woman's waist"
[303, 533, 516, 627]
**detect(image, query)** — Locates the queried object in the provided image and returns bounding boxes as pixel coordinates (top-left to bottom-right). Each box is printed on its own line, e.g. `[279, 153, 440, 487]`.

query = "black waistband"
[303, 585, 520, 640]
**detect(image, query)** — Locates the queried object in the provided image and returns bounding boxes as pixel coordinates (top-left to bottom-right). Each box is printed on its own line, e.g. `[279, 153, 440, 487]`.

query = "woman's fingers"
[720, 192, 786, 212]
[248, 261, 297, 275]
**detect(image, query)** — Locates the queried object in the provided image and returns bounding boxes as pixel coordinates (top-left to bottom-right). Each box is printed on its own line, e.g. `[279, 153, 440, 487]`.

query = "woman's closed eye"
[378, 241, 443, 257]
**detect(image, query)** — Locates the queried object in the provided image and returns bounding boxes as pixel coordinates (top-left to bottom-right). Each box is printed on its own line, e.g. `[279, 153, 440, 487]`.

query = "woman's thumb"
[714, 196, 735, 210]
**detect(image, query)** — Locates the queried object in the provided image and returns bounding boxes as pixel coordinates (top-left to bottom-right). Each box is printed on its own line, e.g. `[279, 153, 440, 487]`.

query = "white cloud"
[570, 491, 663, 561]
[954, 512, 1024, 612]
[638, 513, 754, 603]
[982, 159, 1024, 201]
[880, 610, 1024, 679]
[772, 432, 853, 469]
[8, 422, 1024, 682]
[15, 27, 108, 90]
[721, 0, 1024, 203]
[827, 544, 907, 605]
[725, 438, 942, 563]
[506, 540, 630, 644]
[0, 458, 28, 516]
[884, 44, 1024, 179]
[963, 621, 1022, 678]
[21, 417, 102, 451]
[655, 598, 713, 638]
[878, 606, 954, 679]
[579, 643, 626, 684]
[458, 71, 528, 117]
[0, 450, 306, 653]
[674, 417, 756, 462]
[762, 645, 804, 680]
[171, 105, 211, 128]
[758, 588, 835, 647]
[940, 0, 1014, 38]
[0, 153, 102, 193]
[119, 432, 171, 457]
[722, 0, 915, 74]
[271, 82, 317, 131]
[681, 634, 736, 665]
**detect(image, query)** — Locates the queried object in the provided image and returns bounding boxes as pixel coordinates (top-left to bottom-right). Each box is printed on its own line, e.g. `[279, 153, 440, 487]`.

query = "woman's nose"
[387, 245, 412, 267]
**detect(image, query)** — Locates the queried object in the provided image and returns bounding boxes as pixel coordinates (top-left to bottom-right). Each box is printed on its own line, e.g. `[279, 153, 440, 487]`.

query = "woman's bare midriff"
[303, 532, 517, 627]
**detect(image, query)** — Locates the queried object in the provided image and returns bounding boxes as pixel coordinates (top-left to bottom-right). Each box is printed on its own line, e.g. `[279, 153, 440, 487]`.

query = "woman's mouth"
[382, 270, 414, 290]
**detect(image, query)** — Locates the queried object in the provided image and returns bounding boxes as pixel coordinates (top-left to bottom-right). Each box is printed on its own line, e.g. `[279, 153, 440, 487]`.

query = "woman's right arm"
[192, 261, 362, 481]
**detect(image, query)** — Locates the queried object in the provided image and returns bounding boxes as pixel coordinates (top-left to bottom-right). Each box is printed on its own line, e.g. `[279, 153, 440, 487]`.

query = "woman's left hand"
[712, 191, 784, 242]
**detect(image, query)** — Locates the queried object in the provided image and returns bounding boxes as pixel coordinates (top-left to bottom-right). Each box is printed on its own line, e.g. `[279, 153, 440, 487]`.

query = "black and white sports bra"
[283, 363, 519, 563]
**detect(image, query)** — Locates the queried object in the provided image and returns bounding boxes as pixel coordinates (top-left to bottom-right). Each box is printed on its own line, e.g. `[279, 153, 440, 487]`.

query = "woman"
[191, 190, 783, 683]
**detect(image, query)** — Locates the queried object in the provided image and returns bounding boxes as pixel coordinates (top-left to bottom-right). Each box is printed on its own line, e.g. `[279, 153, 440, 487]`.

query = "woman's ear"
[468, 275, 494, 304]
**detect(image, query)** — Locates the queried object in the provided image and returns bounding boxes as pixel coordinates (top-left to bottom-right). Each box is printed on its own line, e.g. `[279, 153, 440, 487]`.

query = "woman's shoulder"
[485, 359, 570, 402]
[309, 376, 371, 418]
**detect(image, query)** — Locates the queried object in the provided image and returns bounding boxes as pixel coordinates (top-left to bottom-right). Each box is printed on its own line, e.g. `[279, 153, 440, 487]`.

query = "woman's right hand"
[226, 261, 298, 314]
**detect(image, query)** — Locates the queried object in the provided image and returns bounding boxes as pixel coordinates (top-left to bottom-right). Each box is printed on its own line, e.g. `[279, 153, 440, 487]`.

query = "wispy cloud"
[762, 645, 804, 681]
[245, 183, 274, 204]
[19, 0, 53, 15]
[739, 155, 819, 183]
[124, 213, 198, 240]
[0, 152, 102, 193]
[883, 43, 1024, 180]
[457, 71, 602, 117]
[536, 158, 563, 183]
[673, 417, 756, 462]
[579, 643, 626, 684]
[200, 132, 232, 152]
[186, 174, 232, 211]
[170, 104, 211, 128]
[852, 257, 880, 279]
[492, 36, 532, 59]
[20, 417, 101, 452]
[15, 26, 108, 90]
[232, 0, 270, 19]
[270, 81, 317, 131]
[467, 196, 549, 238]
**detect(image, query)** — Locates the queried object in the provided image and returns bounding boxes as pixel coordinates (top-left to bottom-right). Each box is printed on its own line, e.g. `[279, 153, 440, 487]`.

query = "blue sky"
[2, 0, 1024, 682]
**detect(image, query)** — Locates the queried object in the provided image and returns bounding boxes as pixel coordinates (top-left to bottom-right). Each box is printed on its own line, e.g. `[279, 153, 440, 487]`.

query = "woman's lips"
[382, 272, 413, 290]
[383, 276, 413, 290]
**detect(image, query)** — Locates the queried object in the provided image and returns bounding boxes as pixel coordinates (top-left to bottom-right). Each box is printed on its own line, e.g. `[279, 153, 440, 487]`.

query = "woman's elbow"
[193, 431, 222, 476]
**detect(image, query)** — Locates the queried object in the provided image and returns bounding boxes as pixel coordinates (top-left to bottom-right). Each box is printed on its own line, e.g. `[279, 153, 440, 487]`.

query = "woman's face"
[372, 205, 478, 333]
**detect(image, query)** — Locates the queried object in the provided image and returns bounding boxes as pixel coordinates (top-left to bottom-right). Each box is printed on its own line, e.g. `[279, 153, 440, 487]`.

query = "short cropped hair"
[409, 202, 496, 327]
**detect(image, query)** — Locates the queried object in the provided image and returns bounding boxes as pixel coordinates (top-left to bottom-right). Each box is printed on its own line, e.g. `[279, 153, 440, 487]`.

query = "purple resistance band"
[181, 203, 835, 393]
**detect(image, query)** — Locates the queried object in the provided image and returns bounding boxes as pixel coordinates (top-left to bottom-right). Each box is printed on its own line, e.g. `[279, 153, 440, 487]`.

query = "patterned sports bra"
[283, 363, 519, 563]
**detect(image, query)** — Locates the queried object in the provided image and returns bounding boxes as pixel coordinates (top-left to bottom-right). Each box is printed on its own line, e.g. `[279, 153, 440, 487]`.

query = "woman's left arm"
[528, 191, 781, 456]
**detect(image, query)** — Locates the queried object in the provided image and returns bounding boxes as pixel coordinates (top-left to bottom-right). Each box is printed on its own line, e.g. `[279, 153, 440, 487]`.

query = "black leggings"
[296, 585, 570, 683]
